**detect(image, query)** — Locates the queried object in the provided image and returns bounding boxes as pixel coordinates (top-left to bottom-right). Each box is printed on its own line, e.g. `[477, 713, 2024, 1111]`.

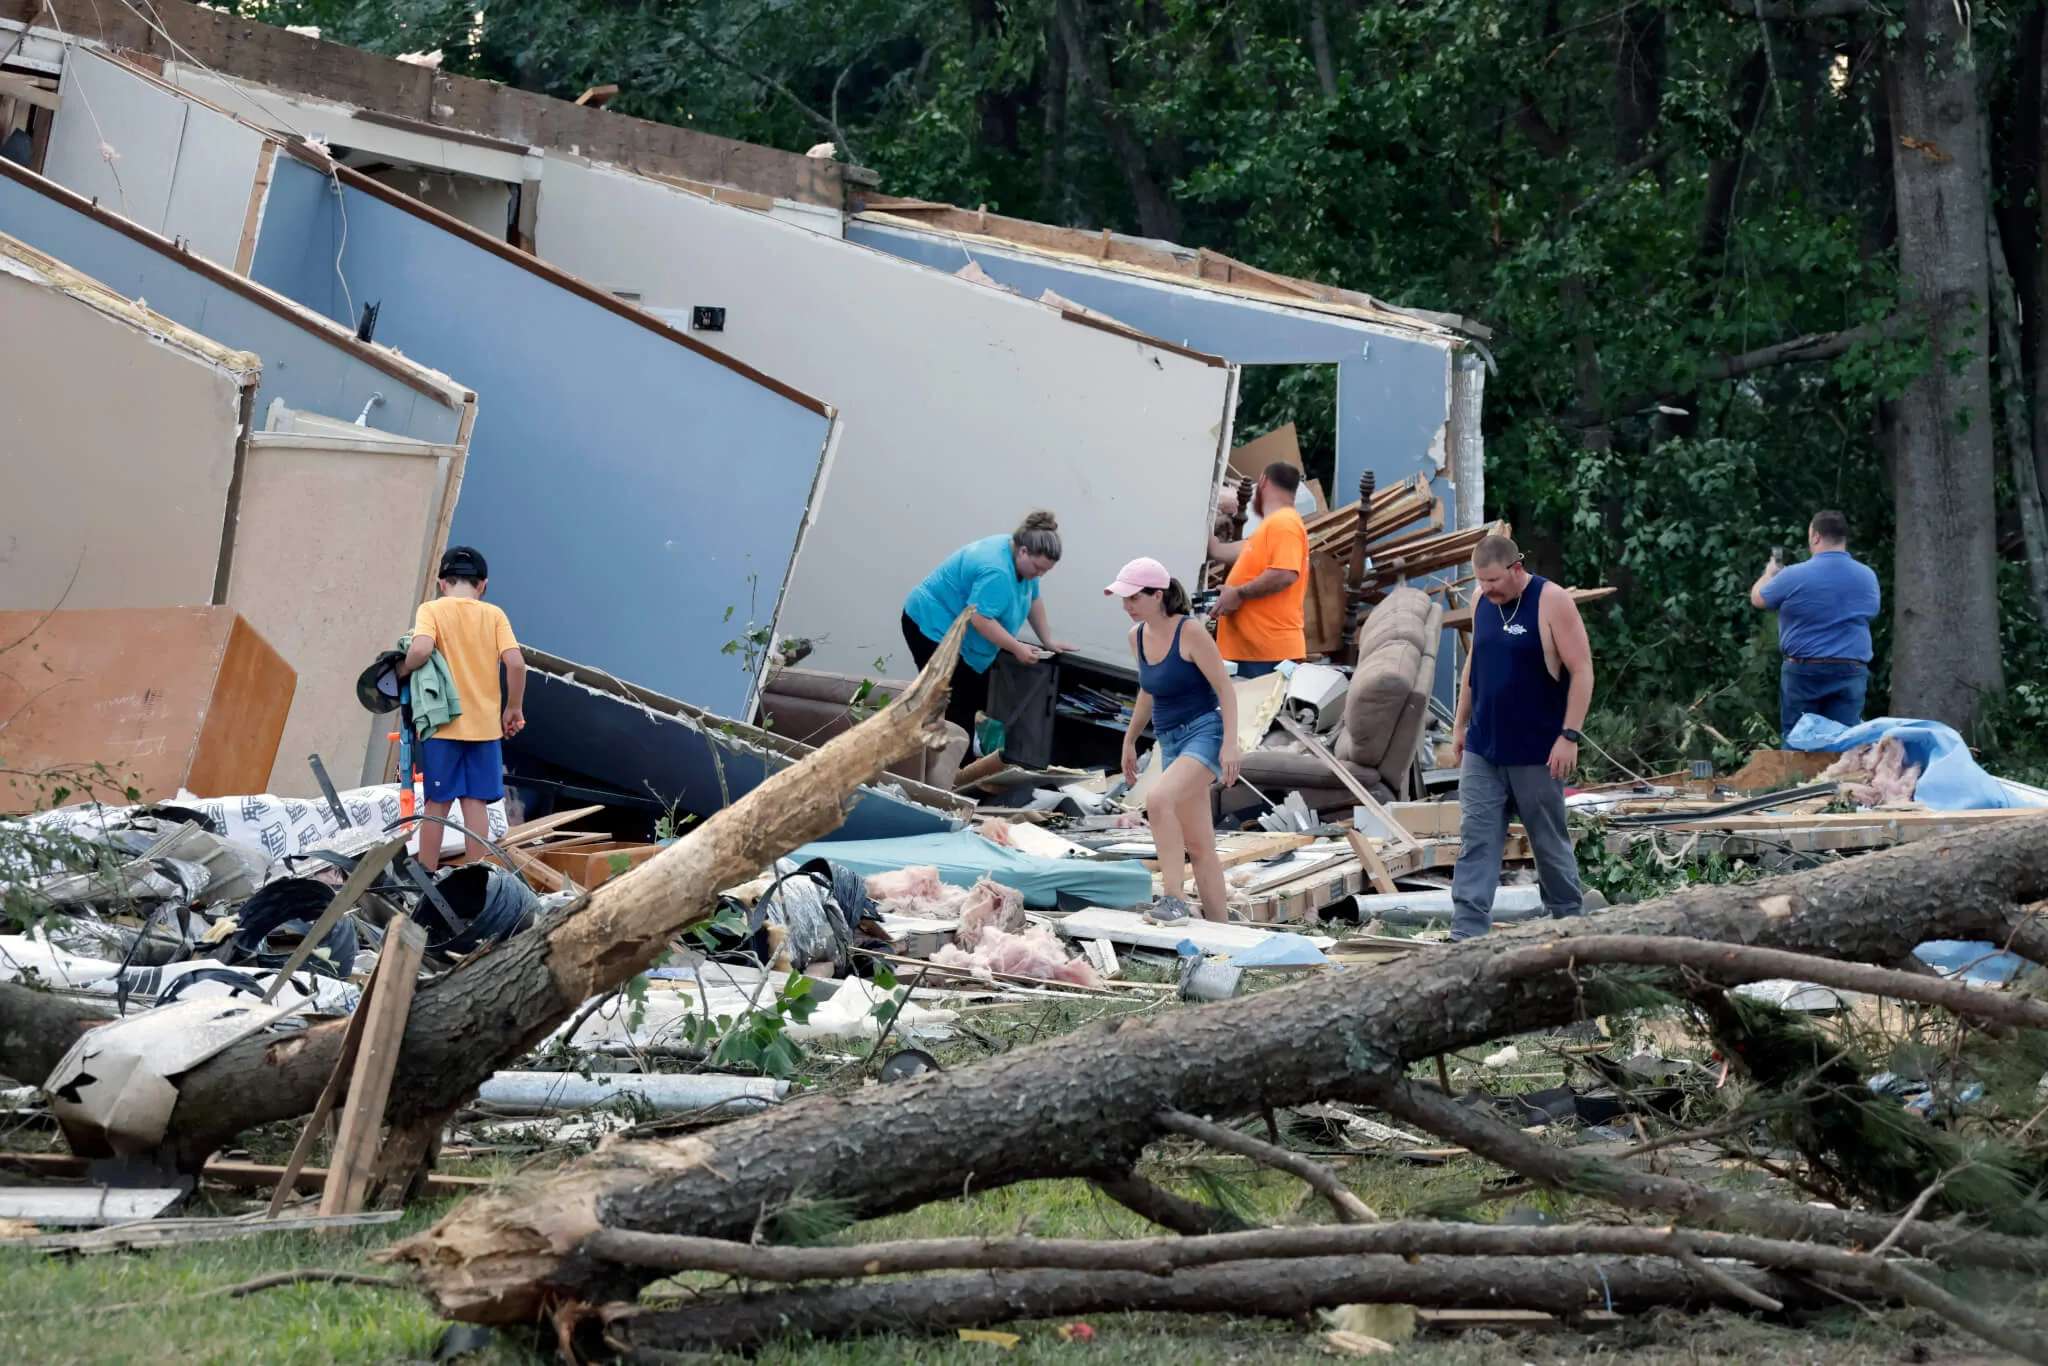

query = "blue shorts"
[1232, 660, 1282, 680]
[421, 737, 504, 803]
[1155, 709, 1225, 783]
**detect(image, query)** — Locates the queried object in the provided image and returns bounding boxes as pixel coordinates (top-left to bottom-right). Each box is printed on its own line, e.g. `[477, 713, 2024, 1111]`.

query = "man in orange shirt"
[1208, 462, 1310, 677]
[398, 546, 526, 871]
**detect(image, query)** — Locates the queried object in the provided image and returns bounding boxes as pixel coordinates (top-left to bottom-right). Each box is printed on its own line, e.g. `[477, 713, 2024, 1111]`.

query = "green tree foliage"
[241, 0, 2048, 760]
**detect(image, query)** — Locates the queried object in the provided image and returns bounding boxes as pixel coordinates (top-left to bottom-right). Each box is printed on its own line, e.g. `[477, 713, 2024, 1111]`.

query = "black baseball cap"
[440, 546, 488, 580]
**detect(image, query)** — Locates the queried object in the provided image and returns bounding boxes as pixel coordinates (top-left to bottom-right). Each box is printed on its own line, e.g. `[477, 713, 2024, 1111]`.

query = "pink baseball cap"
[1104, 557, 1172, 596]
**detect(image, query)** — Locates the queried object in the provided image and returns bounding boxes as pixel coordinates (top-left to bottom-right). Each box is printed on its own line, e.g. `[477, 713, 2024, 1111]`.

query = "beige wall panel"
[0, 257, 244, 613]
[228, 429, 448, 795]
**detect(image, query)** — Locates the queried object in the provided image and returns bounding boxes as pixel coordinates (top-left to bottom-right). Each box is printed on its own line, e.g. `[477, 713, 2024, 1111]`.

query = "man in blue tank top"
[1449, 535, 1596, 940]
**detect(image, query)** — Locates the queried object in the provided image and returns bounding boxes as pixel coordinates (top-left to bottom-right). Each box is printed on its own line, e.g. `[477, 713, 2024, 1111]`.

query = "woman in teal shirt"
[902, 510, 1075, 730]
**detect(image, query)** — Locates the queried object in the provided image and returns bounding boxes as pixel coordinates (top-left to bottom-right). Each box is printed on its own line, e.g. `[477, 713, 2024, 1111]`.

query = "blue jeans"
[1155, 709, 1225, 782]
[1780, 660, 1867, 736]
[1231, 660, 1281, 680]
[1451, 751, 1582, 941]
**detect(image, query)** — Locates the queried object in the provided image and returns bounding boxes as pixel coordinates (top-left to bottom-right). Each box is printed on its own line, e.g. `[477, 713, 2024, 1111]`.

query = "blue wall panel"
[250, 157, 835, 718]
[0, 167, 463, 444]
[847, 221, 1451, 501]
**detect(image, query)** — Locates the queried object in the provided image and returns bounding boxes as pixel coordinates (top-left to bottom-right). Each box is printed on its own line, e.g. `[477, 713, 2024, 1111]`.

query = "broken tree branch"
[603, 1253, 1825, 1354]
[1155, 1108, 1377, 1223]
[0, 615, 967, 1175]
[1356, 1073, 2048, 1274]
[1491, 934, 2048, 1033]
[1090, 1172, 1241, 1235]
[1599, 313, 1912, 421]
[581, 1218, 1952, 1284]
[390, 810, 2048, 1322]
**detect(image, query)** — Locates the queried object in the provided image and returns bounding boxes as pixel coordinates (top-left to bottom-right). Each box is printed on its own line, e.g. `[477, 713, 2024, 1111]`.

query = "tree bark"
[0, 620, 967, 1169]
[1040, 11, 1070, 214]
[2037, 9, 2048, 504]
[1612, 3, 1665, 165]
[0, 981, 118, 1083]
[1308, 0, 1339, 101]
[1052, 0, 1182, 240]
[1887, 0, 2005, 728]
[387, 811, 2048, 1323]
[605, 1255, 1827, 1354]
[1700, 49, 1769, 259]
[1985, 144, 2048, 627]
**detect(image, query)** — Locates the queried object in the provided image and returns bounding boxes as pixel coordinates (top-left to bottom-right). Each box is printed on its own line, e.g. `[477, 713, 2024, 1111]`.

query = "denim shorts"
[1155, 709, 1225, 782]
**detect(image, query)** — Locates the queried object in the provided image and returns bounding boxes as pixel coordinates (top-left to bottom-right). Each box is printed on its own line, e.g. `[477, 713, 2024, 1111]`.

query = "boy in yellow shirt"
[399, 546, 526, 871]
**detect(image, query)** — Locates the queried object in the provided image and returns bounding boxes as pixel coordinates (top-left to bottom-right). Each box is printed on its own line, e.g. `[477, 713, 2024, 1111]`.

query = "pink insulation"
[955, 877, 1027, 950]
[1819, 737, 1921, 808]
[932, 924, 1103, 987]
[864, 865, 968, 917]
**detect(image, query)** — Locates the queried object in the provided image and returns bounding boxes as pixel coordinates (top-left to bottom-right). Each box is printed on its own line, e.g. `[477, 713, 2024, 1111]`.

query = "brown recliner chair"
[756, 668, 969, 788]
[1235, 586, 1444, 809]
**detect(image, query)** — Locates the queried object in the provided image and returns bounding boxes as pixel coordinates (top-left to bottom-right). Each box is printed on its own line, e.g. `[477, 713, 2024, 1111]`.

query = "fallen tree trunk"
[390, 811, 2048, 1322]
[0, 981, 121, 1082]
[0, 619, 967, 1169]
[603, 1254, 1828, 1354]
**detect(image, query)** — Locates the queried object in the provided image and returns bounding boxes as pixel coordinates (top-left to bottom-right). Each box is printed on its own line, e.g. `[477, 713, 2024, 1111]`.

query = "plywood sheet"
[0, 606, 295, 811]
[231, 427, 451, 793]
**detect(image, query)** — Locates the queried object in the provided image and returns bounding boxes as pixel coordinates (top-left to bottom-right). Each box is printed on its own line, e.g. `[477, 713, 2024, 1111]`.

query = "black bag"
[986, 653, 1058, 769]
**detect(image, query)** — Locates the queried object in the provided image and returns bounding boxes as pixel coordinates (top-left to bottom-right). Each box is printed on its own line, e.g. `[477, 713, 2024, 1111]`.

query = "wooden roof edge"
[853, 196, 1488, 340]
[3, 0, 843, 207]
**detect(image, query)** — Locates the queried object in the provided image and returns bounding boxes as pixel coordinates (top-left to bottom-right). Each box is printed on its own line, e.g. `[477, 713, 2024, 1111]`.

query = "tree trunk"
[1700, 49, 1769, 259]
[0, 621, 967, 1170]
[606, 1255, 1826, 1354]
[1308, 0, 1339, 101]
[1051, 0, 1183, 241]
[2035, 10, 2048, 514]
[388, 812, 2048, 1323]
[1040, 12, 1070, 214]
[1612, 3, 1664, 165]
[0, 981, 120, 1083]
[1887, 0, 2004, 728]
[1985, 131, 2048, 627]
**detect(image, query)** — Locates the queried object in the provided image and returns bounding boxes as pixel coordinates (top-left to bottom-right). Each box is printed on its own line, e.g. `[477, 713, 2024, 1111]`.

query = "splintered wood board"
[1143, 831, 1317, 873]
[1056, 908, 1333, 955]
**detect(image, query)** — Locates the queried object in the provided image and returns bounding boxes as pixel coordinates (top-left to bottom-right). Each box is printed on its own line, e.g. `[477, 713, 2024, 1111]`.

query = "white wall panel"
[45, 49, 264, 266]
[534, 154, 1235, 676]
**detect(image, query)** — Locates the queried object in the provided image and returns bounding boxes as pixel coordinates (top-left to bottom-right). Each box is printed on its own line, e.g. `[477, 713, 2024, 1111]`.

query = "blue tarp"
[1785, 714, 2019, 811]
[788, 831, 1152, 910]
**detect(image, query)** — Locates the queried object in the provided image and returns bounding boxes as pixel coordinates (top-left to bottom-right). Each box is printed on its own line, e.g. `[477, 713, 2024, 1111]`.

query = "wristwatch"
[1560, 727, 1582, 743]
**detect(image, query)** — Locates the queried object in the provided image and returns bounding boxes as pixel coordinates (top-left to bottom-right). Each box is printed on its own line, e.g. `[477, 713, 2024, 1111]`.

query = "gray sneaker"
[1144, 894, 1191, 926]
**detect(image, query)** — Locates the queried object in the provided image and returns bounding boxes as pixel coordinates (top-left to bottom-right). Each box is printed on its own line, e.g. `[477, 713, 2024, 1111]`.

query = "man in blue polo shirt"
[1750, 509, 1882, 735]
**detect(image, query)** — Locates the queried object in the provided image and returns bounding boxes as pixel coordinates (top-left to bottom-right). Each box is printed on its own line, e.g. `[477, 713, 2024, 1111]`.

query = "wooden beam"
[1274, 713, 1421, 854]
[320, 916, 427, 1218]
[1344, 828, 1400, 896]
[574, 84, 619, 108]
[0, 71, 60, 111]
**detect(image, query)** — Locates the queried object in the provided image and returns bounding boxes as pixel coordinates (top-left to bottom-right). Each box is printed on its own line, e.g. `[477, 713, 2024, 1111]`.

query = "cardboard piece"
[0, 607, 295, 813]
[539, 842, 664, 890]
[1229, 423, 1303, 480]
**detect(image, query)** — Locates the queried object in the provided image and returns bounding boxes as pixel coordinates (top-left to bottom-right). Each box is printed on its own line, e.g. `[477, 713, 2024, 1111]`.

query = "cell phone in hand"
[1770, 545, 1785, 564]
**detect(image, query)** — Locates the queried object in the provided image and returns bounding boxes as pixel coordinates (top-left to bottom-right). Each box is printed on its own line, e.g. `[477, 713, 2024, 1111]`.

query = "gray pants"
[1451, 751, 1583, 941]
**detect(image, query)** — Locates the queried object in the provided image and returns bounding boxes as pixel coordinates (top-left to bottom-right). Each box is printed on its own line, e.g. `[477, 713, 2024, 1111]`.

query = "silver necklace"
[1496, 592, 1524, 629]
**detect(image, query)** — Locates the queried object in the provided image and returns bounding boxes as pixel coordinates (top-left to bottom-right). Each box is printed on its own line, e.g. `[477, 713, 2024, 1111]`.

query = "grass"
[2, 944, 2042, 1361]
[0, 1176, 2016, 1364]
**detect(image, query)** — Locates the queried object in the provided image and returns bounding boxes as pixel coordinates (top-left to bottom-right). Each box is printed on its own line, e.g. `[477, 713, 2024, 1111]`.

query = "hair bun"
[1020, 509, 1058, 533]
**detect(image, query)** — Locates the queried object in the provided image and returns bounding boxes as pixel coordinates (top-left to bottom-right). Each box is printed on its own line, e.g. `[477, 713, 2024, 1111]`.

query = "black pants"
[902, 612, 989, 735]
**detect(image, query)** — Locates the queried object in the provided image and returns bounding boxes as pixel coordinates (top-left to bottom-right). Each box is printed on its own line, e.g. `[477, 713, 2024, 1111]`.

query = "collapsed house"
[11, 5, 2048, 1359]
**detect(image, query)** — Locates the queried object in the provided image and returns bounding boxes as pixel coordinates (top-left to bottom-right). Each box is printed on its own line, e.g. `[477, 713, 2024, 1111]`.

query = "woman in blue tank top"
[1106, 556, 1240, 926]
